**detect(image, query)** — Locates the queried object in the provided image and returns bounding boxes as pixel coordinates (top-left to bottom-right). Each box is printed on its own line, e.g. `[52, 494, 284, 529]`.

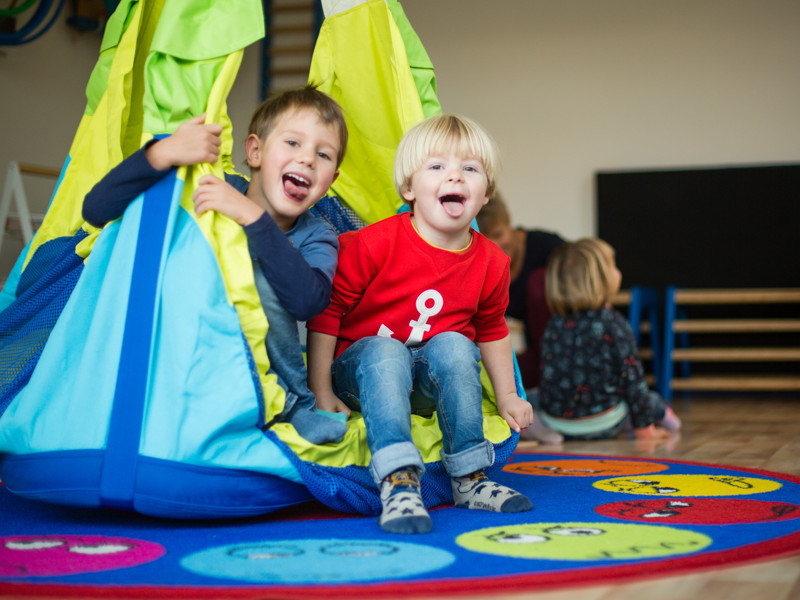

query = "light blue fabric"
[0, 188, 300, 484]
[0, 201, 137, 453]
[332, 332, 494, 485]
[138, 205, 298, 481]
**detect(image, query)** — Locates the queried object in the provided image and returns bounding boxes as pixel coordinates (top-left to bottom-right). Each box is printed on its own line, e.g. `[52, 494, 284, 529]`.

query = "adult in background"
[476, 193, 565, 390]
[477, 194, 565, 444]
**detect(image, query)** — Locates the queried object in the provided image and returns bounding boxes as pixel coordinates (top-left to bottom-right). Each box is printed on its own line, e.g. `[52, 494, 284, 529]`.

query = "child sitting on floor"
[307, 114, 534, 534]
[82, 86, 349, 446]
[534, 238, 681, 441]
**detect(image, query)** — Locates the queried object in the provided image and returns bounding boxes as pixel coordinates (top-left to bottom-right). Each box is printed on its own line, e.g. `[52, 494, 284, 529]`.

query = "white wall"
[1, 13, 98, 216]
[400, 0, 800, 240]
[2, 0, 799, 273]
[0, 12, 95, 274]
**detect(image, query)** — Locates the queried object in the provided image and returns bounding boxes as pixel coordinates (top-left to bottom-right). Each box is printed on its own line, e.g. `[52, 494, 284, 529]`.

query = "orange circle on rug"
[504, 458, 668, 477]
[593, 474, 782, 496]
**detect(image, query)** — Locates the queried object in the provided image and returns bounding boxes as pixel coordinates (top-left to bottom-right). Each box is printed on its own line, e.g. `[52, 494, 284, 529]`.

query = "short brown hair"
[546, 237, 617, 316]
[476, 192, 511, 234]
[247, 85, 348, 167]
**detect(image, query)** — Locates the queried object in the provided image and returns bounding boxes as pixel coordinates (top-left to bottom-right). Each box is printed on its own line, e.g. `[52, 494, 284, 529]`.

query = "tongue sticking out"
[440, 195, 466, 218]
[283, 174, 310, 201]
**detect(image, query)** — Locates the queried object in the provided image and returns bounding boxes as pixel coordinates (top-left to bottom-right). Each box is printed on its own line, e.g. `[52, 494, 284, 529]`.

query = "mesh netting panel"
[310, 196, 367, 235]
[241, 332, 268, 428]
[266, 429, 518, 515]
[0, 231, 87, 415]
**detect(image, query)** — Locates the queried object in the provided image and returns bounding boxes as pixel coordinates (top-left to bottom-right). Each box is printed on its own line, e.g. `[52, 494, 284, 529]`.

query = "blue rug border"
[2, 452, 799, 598]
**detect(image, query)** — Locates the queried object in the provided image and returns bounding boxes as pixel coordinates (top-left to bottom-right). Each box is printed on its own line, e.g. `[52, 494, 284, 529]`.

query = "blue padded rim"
[2, 450, 314, 519]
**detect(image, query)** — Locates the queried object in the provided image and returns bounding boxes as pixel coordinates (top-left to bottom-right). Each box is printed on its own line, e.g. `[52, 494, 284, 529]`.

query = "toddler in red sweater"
[308, 115, 534, 533]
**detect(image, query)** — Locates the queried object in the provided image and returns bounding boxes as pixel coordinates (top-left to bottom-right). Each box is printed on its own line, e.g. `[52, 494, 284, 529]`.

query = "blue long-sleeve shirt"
[82, 143, 338, 321]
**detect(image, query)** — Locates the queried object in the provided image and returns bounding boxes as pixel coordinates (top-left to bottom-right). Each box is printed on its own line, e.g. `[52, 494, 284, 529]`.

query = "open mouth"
[439, 194, 466, 217]
[283, 173, 310, 201]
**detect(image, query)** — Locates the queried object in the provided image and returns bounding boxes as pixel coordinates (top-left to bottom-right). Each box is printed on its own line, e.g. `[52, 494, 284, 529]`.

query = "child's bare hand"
[146, 114, 223, 171]
[316, 392, 351, 417]
[192, 174, 264, 225]
[633, 425, 671, 440]
[497, 393, 533, 433]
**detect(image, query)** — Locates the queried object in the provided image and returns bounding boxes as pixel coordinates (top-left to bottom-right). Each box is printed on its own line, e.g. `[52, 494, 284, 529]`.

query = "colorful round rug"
[2, 452, 799, 598]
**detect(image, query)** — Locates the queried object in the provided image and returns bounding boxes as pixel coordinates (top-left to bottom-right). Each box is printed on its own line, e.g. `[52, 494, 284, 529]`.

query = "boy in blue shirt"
[83, 86, 348, 445]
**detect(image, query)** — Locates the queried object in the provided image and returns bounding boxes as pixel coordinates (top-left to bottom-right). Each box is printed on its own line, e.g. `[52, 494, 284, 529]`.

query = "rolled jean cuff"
[440, 439, 495, 478]
[280, 390, 298, 415]
[370, 442, 425, 486]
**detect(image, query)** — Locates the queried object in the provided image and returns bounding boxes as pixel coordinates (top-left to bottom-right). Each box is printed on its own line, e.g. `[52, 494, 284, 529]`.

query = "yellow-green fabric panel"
[142, 56, 226, 134]
[139, 0, 265, 133]
[149, 0, 264, 62]
[385, 0, 441, 119]
[276, 364, 510, 468]
[85, 0, 141, 116]
[308, 0, 425, 226]
[29, 0, 265, 267]
[174, 51, 286, 422]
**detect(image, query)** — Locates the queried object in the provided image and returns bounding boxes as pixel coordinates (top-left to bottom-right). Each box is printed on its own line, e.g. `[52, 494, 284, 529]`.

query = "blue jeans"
[331, 332, 494, 485]
[253, 264, 313, 415]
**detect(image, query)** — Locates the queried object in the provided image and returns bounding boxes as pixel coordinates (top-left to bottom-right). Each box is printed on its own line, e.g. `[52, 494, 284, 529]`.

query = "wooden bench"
[660, 287, 800, 398]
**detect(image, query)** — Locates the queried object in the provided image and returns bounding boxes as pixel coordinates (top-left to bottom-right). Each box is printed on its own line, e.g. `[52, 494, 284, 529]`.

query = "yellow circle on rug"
[593, 474, 782, 496]
[456, 522, 711, 560]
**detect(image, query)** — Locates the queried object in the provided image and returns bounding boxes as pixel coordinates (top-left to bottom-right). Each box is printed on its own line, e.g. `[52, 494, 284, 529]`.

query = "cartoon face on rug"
[596, 498, 800, 525]
[180, 539, 455, 583]
[455, 522, 711, 560]
[504, 459, 669, 477]
[593, 475, 783, 496]
[2, 453, 800, 595]
[0, 535, 165, 577]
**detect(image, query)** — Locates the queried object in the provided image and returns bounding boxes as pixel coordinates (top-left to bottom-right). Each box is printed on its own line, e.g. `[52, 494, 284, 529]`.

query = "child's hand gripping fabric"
[146, 114, 223, 170]
[192, 173, 265, 226]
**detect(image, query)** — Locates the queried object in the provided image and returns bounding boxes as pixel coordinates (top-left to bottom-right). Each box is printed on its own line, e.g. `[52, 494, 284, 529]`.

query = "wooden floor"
[469, 393, 800, 600]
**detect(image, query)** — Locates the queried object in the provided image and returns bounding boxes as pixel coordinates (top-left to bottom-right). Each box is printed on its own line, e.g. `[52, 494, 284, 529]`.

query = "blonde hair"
[247, 84, 348, 167]
[546, 238, 617, 316]
[394, 114, 500, 205]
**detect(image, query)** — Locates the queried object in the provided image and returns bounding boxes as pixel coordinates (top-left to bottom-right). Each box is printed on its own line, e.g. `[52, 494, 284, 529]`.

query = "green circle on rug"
[456, 522, 711, 560]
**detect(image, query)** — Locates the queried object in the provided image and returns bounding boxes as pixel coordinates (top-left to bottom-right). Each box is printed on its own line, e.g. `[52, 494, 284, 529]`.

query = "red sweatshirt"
[308, 213, 511, 359]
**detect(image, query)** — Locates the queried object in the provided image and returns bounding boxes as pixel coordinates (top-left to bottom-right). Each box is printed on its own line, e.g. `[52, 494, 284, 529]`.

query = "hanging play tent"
[0, 0, 522, 519]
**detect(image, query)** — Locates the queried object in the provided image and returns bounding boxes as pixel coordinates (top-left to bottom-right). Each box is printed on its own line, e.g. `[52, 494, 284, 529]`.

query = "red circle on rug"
[596, 497, 800, 524]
